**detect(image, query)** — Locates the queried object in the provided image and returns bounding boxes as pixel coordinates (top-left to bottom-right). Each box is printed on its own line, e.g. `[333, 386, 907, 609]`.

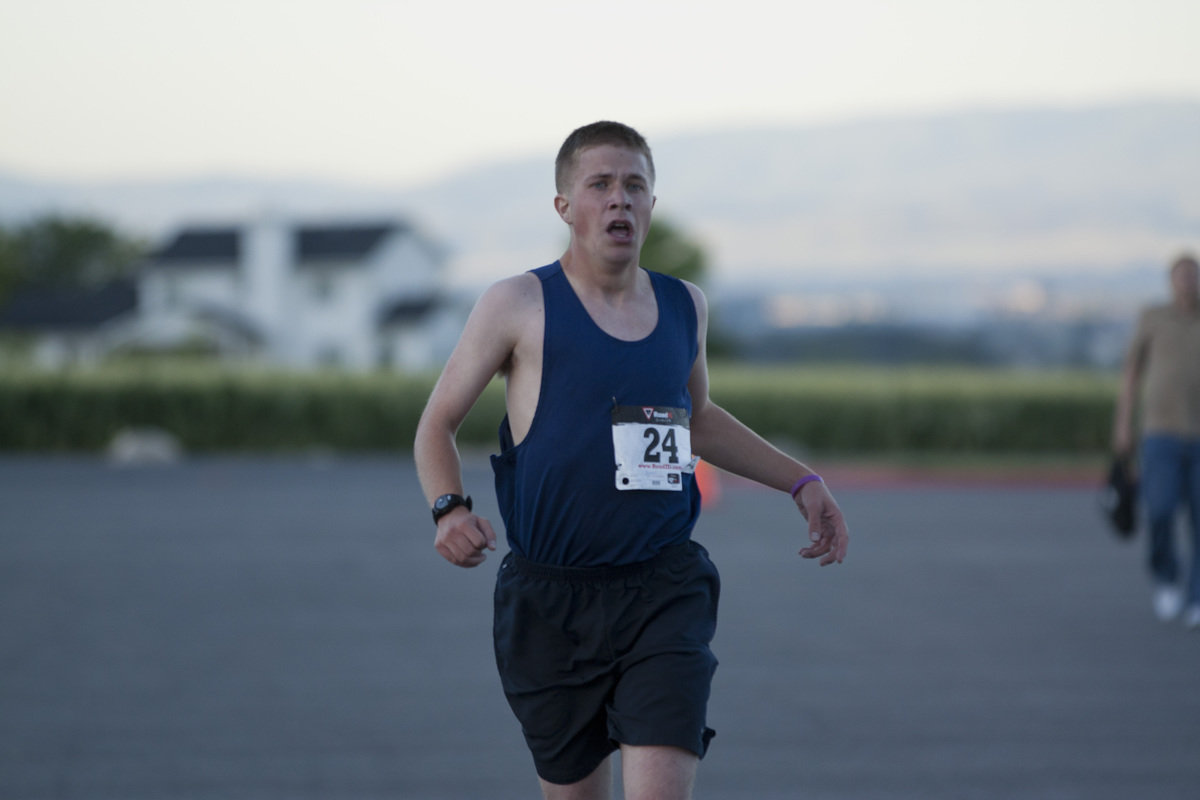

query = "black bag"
[1100, 455, 1138, 539]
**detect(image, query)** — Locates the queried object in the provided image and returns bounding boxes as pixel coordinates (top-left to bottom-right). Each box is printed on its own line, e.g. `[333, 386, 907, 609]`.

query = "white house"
[105, 216, 464, 370]
[0, 279, 140, 368]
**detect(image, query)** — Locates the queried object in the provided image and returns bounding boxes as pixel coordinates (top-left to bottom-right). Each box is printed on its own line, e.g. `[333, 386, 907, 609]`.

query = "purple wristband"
[789, 474, 823, 499]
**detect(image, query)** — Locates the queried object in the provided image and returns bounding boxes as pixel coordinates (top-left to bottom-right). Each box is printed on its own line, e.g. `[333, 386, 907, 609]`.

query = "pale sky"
[2, 0, 1198, 188]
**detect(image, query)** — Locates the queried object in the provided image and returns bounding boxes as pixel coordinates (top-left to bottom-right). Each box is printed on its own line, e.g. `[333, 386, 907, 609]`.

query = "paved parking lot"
[1, 455, 1197, 799]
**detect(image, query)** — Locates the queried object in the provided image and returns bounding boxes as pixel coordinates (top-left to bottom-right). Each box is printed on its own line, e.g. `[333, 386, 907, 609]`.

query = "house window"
[312, 270, 335, 302]
[317, 344, 342, 367]
[377, 341, 393, 368]
[164, 276, 181, 308]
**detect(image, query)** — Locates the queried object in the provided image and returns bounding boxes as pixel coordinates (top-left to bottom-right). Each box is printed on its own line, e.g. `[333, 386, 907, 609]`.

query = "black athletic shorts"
[492, 539, 720, 785]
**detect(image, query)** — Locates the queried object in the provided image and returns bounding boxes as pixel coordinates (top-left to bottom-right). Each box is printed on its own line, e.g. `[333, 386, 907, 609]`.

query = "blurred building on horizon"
[0, 215, 466, 370]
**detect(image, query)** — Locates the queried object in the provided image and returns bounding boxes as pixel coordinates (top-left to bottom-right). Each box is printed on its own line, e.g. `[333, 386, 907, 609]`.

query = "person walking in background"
[1113, 253, 1200, 628]
[414, 121, 848, 799]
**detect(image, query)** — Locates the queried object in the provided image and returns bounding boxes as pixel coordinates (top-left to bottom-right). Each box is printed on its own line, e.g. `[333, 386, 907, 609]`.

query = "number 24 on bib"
[612, 405, 695, 491]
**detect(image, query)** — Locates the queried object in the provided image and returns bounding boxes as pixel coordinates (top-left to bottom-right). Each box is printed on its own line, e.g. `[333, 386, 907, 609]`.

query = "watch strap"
[432, 493, 473, 524]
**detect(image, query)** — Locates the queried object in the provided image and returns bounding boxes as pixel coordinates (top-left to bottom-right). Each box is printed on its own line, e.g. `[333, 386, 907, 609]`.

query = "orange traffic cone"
[695, 459, 722, 509]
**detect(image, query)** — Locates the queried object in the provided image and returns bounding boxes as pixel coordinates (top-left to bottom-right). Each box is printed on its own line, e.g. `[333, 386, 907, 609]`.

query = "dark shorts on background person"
[493, 539, 720, 785]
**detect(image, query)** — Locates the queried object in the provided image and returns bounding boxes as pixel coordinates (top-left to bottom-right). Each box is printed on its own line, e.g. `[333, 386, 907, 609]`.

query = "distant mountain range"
[1, 100, 1197, 291]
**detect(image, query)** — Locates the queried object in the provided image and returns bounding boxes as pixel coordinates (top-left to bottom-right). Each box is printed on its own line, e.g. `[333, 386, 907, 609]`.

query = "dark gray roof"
[153, 228, 240, 262]
[378, 296, 437, 326]
[0, 279, 137, 330]
[150, 223, 409, 268]
[297, 223, 404, 261]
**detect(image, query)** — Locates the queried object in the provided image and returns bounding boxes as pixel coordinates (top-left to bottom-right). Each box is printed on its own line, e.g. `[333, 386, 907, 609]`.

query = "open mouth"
[606, 220, 634, 241]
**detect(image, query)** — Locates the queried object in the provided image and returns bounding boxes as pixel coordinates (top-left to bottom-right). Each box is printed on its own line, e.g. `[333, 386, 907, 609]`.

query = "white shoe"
[1154, 586, 1183, 621]
[1183, 606, 1200, 630]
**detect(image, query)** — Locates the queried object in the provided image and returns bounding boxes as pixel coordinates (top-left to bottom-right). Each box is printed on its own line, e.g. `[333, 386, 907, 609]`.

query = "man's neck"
[560, 250, 642, 297]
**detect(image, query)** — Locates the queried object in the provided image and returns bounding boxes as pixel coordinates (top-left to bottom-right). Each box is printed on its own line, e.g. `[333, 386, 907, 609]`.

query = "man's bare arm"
[1113, 338, 1146, 457]
[414, 274, 536, 567]
[1113, 355, 1142, 456]
[684, 282, 848, 565]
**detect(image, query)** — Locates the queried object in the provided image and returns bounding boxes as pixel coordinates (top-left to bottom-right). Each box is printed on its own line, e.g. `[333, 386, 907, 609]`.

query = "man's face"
[1171, 259, 1198, 300]
[556, 144, 655, 265]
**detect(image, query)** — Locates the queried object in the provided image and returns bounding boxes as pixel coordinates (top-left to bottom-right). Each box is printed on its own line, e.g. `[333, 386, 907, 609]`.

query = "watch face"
[433, 494, 469, 522]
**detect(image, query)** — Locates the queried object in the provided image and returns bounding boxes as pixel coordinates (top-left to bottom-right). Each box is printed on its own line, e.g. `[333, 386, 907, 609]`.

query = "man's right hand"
[434, 509, 498, 568]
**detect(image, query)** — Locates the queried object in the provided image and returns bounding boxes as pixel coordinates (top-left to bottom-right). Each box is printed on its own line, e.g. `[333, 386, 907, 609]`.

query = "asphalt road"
[1, 455, 1197, 800]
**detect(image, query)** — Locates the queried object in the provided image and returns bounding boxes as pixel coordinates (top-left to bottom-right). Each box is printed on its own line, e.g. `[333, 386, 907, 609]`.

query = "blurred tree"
[640, 217, 708, 285]
[0, 227, 17, 302]
[637, 217, 741, 357]
[0, 215, 149, 303]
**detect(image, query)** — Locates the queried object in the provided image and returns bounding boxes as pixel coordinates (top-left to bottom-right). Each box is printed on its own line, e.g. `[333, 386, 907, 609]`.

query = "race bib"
[612, 404, 696, 491]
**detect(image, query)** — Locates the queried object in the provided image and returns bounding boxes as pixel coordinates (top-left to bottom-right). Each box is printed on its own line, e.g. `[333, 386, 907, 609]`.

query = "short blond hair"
[555, 121, 655, 194]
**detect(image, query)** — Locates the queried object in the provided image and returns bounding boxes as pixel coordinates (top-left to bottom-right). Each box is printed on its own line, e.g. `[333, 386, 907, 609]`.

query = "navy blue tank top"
[490, 261, 702, 566]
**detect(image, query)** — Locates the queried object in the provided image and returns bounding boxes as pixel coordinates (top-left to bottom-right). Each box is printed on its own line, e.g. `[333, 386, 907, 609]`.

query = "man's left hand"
[795, 481, 849, 566]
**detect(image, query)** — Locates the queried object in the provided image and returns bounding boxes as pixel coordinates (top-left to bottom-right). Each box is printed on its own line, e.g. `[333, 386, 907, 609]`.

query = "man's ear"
[554, 194, 571, 224]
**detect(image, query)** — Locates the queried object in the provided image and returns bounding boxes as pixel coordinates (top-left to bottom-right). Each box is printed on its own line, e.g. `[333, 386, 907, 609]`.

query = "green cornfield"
[0, 362, 1119, 456]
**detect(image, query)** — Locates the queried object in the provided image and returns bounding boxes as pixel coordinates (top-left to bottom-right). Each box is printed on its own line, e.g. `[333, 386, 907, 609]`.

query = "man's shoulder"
[669, 275, 706, 317]
[1135, 304, 1200, 346]
[471, 271, 544, 322]
[488, 270, 543, 298]
[1139, 303, 1173, 325]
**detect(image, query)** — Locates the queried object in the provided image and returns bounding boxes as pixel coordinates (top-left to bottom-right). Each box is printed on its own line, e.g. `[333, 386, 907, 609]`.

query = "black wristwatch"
[431, 493, 473, 524]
